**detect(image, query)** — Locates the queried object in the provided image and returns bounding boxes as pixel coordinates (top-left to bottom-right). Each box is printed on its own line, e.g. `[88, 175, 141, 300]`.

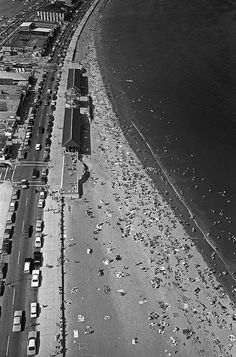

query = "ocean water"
[96, 0, 236, 271]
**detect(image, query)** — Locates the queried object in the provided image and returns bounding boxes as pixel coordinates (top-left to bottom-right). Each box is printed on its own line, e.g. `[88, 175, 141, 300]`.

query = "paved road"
[0, 54, 56, 357]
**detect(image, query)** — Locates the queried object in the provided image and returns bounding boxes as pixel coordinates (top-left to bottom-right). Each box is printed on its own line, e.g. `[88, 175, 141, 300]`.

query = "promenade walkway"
[37, 1, 101, 356]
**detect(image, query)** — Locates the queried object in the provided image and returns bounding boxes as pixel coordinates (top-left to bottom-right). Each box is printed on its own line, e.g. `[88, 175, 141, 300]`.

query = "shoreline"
[94, 17, 236, 303]
[63, 1, 236, 355]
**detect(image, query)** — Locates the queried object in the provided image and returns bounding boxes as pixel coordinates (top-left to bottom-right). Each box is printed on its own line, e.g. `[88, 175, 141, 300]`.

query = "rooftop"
[62, 108, 81, 148]
[0, 71, 30, 82]
[31, 28, 52, 33]
[40, 2, 70, 13]
[20, 22, 33, 27]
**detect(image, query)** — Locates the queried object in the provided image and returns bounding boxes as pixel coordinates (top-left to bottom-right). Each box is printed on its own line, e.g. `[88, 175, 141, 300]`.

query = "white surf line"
[17, 251, 21, 265]
[12, 288, 16, 305]
[6, 336, 10, 356]
[131, 120, 236, 283]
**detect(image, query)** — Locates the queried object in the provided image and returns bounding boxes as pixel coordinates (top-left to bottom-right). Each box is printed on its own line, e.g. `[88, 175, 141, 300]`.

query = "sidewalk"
[36, 1, 101, 356]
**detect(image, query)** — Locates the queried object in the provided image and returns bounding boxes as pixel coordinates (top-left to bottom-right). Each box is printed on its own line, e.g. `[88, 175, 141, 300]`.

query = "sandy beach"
[59, 1, 236, 357]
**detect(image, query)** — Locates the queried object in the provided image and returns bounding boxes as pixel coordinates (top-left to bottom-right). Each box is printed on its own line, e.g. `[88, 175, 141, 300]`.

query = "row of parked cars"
[1, 188, 20, 255]
[12, 309, 38, 355]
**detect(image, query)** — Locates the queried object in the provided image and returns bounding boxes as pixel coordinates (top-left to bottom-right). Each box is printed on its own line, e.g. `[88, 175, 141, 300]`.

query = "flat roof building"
[0, 71, 30, 86]
[62, 107, 81, 150]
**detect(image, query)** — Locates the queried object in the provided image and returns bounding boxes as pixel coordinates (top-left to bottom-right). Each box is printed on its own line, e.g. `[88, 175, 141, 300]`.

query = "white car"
[27, 331, 37, 355]
[26, 132, 31, 139]
[12, 310, 22, 332]
[36, 220, 43, 232]
[21, 179, 28, 189]
[30, 302, 37, 318]
[35, 144, 41, 151]
[38, 199, 44, 208]
[39, 190, 46, 199]
[35, 233, 42, 248]
[31, 270, 40, 288]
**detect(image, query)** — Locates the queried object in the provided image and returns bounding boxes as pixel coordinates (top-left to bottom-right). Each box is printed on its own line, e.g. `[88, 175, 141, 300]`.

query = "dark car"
[32, 169, 38, 179]
[24, 225, 33, 239]
[4, 226, 13, 239]
[33, 252, 42, 268]
[0, 262, 7, 279]
[0, 281, 4, 296]
[2, 240, 12, 254]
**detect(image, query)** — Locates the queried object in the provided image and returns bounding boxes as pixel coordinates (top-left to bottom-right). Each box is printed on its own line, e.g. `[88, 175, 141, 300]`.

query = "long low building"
[0, 71, 31, 86]
[62, 107, 81, 151]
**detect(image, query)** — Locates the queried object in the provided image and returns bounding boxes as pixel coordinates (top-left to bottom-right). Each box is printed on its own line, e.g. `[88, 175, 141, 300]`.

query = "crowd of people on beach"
[74, 38, 236, 355]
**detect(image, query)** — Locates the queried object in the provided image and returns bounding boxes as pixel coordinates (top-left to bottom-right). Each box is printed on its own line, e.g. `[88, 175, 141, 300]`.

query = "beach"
[60, 1, 236, 356]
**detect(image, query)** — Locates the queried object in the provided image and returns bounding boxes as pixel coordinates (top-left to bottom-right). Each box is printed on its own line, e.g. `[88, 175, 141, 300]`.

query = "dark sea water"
[96, 0, 236, 271]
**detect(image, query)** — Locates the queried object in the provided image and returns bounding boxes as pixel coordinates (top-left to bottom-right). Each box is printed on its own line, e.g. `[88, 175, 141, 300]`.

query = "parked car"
[32, 169, 38, 179]
[27, 330, 37, 355]
[0, 280, 4, 296]
[12, 188, 20, 199]
[4, 226, 13, 239]
[30, 302, 37, 318]
[39, 190, 46, 199]
[9, 201, 17, 212]
[31, 270, 40, 288]
[24, 258, 32, 273]
[36, 220, 43, 232]
[33, 252, 42, 268]
[6, 212, 15, 225]
[34, 233, 42, 248]
[2, 240, 11, 254]
[0, 262, 7, 279]
[12, 310, 23, 332]
[41, 167, 48, 177]
[38, 199, 44, 208]
[21, 179, 28, 189]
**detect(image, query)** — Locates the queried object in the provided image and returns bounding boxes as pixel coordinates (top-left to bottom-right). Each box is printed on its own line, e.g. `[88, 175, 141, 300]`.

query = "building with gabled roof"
[62, 107, 81, 150]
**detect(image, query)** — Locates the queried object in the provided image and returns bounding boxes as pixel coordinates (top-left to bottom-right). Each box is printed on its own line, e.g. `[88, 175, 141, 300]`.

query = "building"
[36, 3, 70, 23]
[19, 22, 35, 32]
[0, 71, 31, 86]
[62, 107, 81, 151]
[65, 68, 82, 107]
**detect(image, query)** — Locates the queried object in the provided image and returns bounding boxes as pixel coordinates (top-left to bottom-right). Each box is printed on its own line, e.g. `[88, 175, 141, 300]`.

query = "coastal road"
[0, 58, 56, 357]
[0, 186, 39, 357]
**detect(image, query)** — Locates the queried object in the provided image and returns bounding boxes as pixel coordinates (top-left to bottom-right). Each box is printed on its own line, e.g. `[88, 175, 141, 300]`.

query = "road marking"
[6, 336, 10, 356]
[12, 288, 16, 305]
[17, 251, 20, 265]
[25, 197, 28, 206]
[22, 221, 25, 232]
[11, 163, 17, 181]
[60, 152, 65, 189]
[3, 166, 9, 181]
